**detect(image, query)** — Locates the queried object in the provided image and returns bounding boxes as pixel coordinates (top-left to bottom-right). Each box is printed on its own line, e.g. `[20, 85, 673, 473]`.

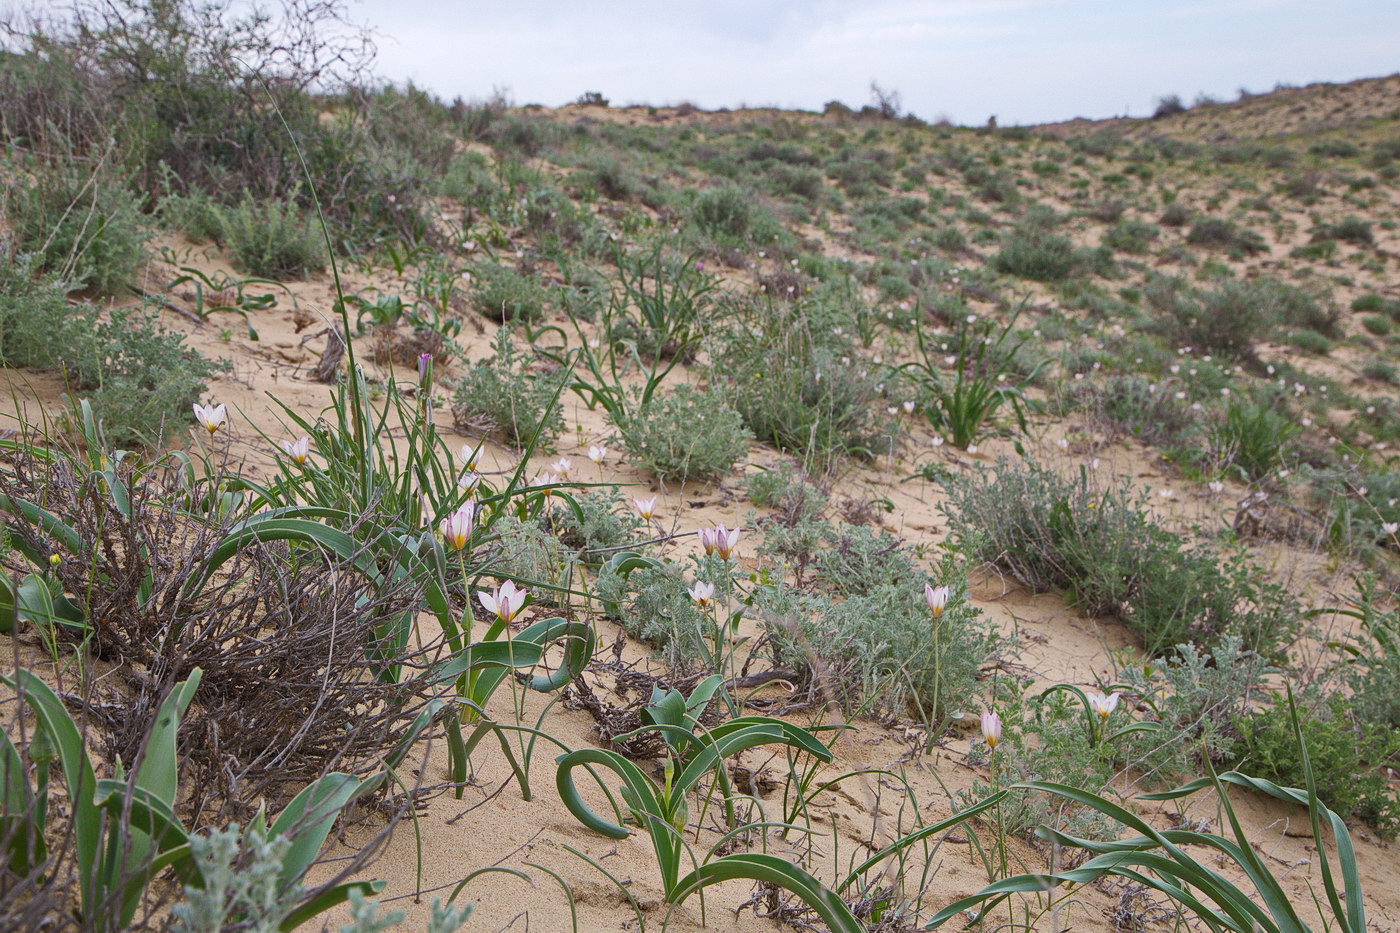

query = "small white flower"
[551, 457, 573, 477]
[633, 496, 657, 520]
[1087, 691, 1120, 719]
[193, 403, 227, 435]
[688, 580, 715, 606]
[588, 445, 608, 465]
[478, 580, 528, 623]
[439, 502, 476, 551]
[280, 434, 310, 464]
[1208, 481, 1224, 494]
[458, 444, 483, 471]
[1381, 522, 1399, 536]
[924, 583, 949, 618]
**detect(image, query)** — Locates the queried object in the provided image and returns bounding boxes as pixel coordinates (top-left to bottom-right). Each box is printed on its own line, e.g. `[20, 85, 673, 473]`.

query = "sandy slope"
[4, 232, 1396, 931]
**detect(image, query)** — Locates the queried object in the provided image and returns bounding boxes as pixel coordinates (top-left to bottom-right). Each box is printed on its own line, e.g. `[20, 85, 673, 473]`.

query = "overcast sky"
[351, 0, 1400, 126]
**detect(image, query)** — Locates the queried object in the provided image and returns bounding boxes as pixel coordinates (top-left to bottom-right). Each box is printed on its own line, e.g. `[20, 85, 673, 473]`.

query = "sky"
[351, 0, 1400, 126]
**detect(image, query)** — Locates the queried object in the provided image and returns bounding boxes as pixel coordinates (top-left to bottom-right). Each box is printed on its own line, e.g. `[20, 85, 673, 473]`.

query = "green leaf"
[269, 773, 365, 889]
[279, 880, 385, 932]
[670, 853, 863, 933]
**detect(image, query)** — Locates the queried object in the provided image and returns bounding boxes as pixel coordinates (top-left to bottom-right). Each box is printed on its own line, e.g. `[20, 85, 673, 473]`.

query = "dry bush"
[0, 446, 446, 819]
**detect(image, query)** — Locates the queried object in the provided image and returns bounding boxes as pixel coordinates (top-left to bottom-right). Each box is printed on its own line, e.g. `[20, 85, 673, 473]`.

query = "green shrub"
[941, 458, 1301, 657]
[1352, 293, 1385, 312]
[1102, 217, 1160, 254]
[615, 384, 752, 486]
[754, 556, 1002, 722]
[490, 513, 576, 599]
[1362, 315, 1393, 336]
[1185, 216, 1266, 255]
[1071, 374, 1194, 446]
[692, 185, 753, 241]
[1158, 202, 1191, 227]
[156, 189, 224, 244]
[0, 257, 214, 445]
[1117, 637, 1274, 778]
[1362, 359, 1397, 384]
[218, 198, 326, 279]
[1316, 215, 1373, 246]
[1235, 691, 1400, 837]
[0, 254, 96, 370]
[546, 487, 643, 563]
[595, 560, 712, 671]
[992, 227, 1077, 281]
[7, 164, 149, 294]
[1145, 276, 1278, 358]
[727, 344, 884, 470]
[469, 264, 546, 324]
[1287, 329, 1333, 354]
[451, 327, 564, 448]
[81, 308, 221, 447]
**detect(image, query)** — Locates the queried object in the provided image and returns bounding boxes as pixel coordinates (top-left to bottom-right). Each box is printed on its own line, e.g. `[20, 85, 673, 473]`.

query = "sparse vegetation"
[1, 10, 1398, 931]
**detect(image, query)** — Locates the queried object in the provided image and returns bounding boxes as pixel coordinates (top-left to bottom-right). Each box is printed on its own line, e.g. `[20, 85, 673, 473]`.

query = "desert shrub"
[1262, 279, 1341, 335]
[1158, 201, 1191, 227]
[614, 384, 751, 486]
[469, 263, 547, 324]
[1185, 216, 1267, 255]
[156, 187, 224, 244]
[576, 154, 638, 200]
[1152, 94, 1187, 119]
[595, 559, 712, 670]
[441, 151, 507, 209]
[546, 487, 644, 563]
[1235, 690, 1400, 837]
[1315, 214, 1374, 246]
[726, 343, 884, 470]
[1102, 217, 1160, 254]
[692, 185, 753, 241]
[1118, 637, 1275, 776]
[1362, 359, 1397, 384]
[1208, 397, 1299, 481]
[1363, 315, 1393, 336]
[1070, 374, 1194, 446]
[218, 198, 326, 279]
[767, 164, 825, 201]
[451, 327, 564, 448]
[523, 184, 598, 249]
[82, 308, 222, 447]
[744, 462, 829, 523]
[941, 458, 1301, 657]
[992, 227, 1078, 281]
[0, 256, 215, 444]
[932, 225, 968, 253]
[1287, 329, 1333, 354]
[0, 253, 96, 370]
[755, 555, 1001, 722]
[7, 163, 149, 294]
[490, 513, 576, 598]
[1145, 276, 1278, 358]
